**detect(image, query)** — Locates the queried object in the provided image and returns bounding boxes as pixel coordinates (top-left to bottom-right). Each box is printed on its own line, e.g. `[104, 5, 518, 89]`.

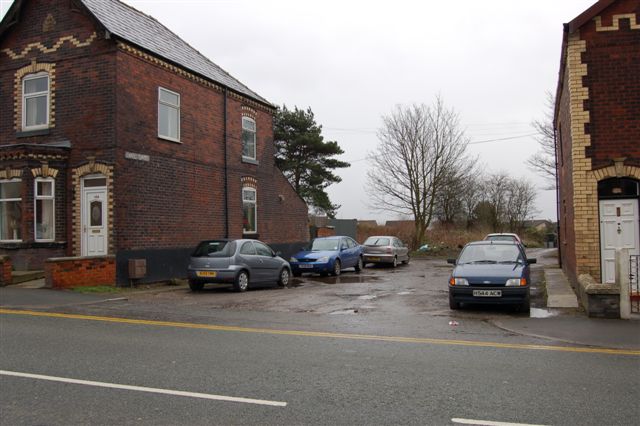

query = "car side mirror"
[447, 258, 456, 265]
[274, 251, 281, 257]
[528, 258, 537, 264]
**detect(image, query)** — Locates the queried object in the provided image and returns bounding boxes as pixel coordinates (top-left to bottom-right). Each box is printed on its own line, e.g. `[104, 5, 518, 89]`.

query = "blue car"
[447, 241, 537, 311]
[290, 236, 364, 276]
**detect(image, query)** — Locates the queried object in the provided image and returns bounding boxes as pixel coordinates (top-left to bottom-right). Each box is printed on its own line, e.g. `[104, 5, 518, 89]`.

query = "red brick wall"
[580, 0, 640, 170]
[556, 54, 577, 283]
[113, 50, 308, 250]
[45, 256, 115, 288]
[0, 256, 12, 286]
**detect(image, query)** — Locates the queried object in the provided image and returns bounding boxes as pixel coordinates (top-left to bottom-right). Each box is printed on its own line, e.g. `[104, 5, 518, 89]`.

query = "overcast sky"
[1, 0, 597, 223]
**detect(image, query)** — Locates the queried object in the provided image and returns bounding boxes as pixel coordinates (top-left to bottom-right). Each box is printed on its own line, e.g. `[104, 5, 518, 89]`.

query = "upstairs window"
[242, 117, 256, 160]
[35, 178, 55, 241]
[0, 180, 22, 241]
[22, 73, 49, 130]
[158, 87, 180, 142]
[242, 187, 257, 233]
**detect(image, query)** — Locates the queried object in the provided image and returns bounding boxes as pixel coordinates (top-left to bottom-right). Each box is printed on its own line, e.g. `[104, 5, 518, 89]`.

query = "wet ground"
[125, 248, 564, 322]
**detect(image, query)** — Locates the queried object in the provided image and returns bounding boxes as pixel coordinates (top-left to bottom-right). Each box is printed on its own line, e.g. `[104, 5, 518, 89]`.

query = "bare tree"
[527, 91, 556, 190]
[504, 178, 538, 232]
[367, 97, 471, 247]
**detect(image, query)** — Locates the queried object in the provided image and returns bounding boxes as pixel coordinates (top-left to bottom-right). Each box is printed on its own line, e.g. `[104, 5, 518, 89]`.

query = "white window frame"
[242, 116, 257, 161]
[34, 177, 55, 242]
[0, 179, 22, 242]
[22, 72, 50, 131]
[242, 187, 257, 234]
[158, 87, 181, 142]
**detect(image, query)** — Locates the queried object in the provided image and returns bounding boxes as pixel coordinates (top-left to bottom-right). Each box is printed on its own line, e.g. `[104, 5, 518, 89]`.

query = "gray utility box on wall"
[128, 259, 147, 279]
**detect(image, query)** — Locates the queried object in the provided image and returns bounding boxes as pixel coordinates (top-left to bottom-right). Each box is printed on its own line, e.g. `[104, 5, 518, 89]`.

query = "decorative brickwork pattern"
[45, 256, 115, 288]
[0, 169, 23, 179]
[241, 105, 257, 119]
[30, 163, 59, 178]
[14, 62, 56, 131]
[566, 32, 602, 280]
[71, 161, 114, 256]
[117, 42, 274, 114]
[241, 176, 258, 189]
[2, 32, 97, 59]
[594, 13, 640, 31]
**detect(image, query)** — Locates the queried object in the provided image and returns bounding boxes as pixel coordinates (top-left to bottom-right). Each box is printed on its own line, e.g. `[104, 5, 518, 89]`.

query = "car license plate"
[196, 271, 217, 277]
[368, 257, 380, 261]
[473, 290, 501, 297]
[299, 264, 313, 269]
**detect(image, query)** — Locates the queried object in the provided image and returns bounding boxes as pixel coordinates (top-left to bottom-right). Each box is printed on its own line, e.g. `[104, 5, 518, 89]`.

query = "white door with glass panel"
[81, 177, 108, 256]
[599, 199, 639, 284]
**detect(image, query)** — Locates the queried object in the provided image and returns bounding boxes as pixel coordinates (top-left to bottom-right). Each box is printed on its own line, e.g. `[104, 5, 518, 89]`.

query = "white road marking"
[0, 370, 287, 407]
[452, 418, 547, 426]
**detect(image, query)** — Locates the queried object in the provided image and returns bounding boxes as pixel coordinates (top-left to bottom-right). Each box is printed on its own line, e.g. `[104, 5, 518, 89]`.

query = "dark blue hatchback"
[447, 241, 536, 311]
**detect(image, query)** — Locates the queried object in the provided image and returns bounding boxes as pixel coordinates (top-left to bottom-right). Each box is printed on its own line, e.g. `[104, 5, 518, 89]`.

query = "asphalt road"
[1, 249, 638, 425]
[1, 311, 638, 426]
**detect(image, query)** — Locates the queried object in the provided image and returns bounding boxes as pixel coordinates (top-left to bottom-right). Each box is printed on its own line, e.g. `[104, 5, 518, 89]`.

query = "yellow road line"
[1, 308, 638, 356]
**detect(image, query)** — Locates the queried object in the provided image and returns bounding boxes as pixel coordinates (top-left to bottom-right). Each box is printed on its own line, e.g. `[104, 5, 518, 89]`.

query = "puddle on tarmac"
[329, 309, 359, 315]
[318, 275, 380, 284]
[529, 308, 557, 318]
[397, 291, 414, 295]
[358, 295, 377, 300]
[288, 279, 304, 288]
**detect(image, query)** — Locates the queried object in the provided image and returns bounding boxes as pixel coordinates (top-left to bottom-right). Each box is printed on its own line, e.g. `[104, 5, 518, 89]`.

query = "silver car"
[187, 239, 291, 292]
[362, 236, 410, 267]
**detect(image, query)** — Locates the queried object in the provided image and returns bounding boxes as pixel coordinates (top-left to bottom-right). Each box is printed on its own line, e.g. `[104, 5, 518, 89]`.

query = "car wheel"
[449, 292, 460, 310]
[189, 280, 204, 292]
[234, 270, 249, 292]
[332, 259, 341, 276]
[278, 268, 290, 287]
[354, 256, 363, 273]
[392, 256, 398, 268]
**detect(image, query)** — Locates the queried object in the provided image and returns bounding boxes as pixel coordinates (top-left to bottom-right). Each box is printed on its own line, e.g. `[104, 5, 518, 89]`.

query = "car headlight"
[317, 256, 329, 263]
[449, 277, 469, 286]
[289, 257, 298, 262]
[506, 278, 527, 286]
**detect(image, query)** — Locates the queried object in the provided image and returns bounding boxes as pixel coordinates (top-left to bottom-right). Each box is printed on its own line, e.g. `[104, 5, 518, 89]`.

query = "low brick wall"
[578, 274, 620, 318]
[45, 256, 115, 289]
[0, 255, 12, 287]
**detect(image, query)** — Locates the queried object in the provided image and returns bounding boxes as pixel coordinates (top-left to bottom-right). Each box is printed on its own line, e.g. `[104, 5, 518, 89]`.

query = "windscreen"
[311, 238, 341, 251]
[458, 244, 522, 264]
[364, 237, 390, 246]
[192, 240, 235, 257]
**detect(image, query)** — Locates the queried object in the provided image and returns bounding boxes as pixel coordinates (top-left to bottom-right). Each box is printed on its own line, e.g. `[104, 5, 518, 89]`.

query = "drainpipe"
[223, 88, 229, 238]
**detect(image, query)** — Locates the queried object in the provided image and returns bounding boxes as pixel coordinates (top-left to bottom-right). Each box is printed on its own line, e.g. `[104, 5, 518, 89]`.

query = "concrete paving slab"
[545, 267, 579, 308]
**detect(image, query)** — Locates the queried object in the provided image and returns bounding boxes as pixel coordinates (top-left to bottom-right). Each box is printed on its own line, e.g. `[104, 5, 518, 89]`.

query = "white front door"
[82, 186, 108, 256]
[599, 199, 640, 283]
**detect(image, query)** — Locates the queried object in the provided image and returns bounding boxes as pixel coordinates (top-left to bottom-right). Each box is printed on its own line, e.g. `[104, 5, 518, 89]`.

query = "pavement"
[1, 261, 639, 350]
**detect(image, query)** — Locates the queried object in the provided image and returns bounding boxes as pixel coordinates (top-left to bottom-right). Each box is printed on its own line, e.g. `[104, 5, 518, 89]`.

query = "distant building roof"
[357, 220, 378, 227]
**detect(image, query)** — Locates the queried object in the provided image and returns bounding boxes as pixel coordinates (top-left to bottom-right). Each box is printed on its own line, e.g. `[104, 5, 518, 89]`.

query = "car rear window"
[364, 237, 390, 246]
[192, 240, 235, 257]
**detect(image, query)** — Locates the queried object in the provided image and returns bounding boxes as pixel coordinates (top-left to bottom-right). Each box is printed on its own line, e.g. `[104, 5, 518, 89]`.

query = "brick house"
[554, 0, 639, 311]
[0, 0, 308, 285]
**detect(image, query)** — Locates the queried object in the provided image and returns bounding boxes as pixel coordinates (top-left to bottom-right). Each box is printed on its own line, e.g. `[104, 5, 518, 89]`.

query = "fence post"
[616, 248, 630, 319]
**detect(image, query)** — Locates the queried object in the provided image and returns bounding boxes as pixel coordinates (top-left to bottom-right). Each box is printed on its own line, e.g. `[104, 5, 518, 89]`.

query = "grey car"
[187, 239, 291, 292]
[362, 235, 410, 267]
